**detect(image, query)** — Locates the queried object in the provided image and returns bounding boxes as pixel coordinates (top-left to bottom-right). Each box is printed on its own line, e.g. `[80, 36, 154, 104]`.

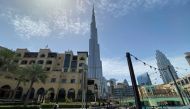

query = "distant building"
[125, 86, 134, 97]
[101, 77, 109, 98]
[185, 52, 190, 66]
[137, 72, 152, 86]
[169, 73, 190, 99]
[113, 83, 126, 98]
[112, 80, 134, 98]
[123, 79, 129, 86]
[156, 50, 178, 84]
[108, 78, 117, 96]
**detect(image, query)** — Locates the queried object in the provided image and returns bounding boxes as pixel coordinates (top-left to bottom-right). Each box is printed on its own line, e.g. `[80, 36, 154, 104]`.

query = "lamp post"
[167, 65, 185, 105]
[82, 64, 88, 109]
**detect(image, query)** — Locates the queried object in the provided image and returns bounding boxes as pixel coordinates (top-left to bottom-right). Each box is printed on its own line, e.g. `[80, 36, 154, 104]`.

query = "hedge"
[41, 104, 88, 108]
[0, 106, 39, 109]
[0, 102, 40, 106]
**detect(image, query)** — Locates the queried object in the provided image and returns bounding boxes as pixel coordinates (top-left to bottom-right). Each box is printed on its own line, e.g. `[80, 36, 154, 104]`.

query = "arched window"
[58, 88, 66, 101]
[47, 88, 55, 102]
[46, 60, 52, 65]
[21, 60, 27, 65]
[29, 60, 35, 64]
[67, 88, 75, 100]
[40, 54, 45, 58]
[37, 60, 44, 64]
[0, 85, 11, 99]
[36, 87, 45, 102]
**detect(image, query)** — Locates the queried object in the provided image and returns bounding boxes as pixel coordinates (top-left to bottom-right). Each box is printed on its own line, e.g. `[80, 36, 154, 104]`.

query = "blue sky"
[0, 0, 190, 84]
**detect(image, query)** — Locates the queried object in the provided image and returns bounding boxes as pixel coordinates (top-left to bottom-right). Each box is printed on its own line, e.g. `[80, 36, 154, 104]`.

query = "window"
[79, 63, 83, 67]
[71, 79, 75, 83]
[79, 69, 83, 73]
[46, 60, 52, 65]
[147, 89, 150, 93]
[188, 77, 190, 82]
[50, 78, 56, 83]
[58, 57, 62, 59]
[46, 67, 51, 71]
[71, 61, 77, 68]
[181, 81, 185, 85]
[184, 79, 189, 84]
[57, 63, 60, 66]
[29, 60, 35, 64]
[64, 54, 71, 68]
[80, 57, 85, 60]
[40, 54, 45, 58]
[71, 69, 76, 72]
[37, 60, 44, 64]
[48, 53, 57, 58]
[21, 60, 27, 65]
[62, 79, 66, 83]
[64, 69, 68, 72]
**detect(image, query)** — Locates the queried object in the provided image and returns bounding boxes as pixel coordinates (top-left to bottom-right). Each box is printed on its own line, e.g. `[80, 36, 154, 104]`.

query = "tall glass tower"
[88, 7, 103, 81]
[156, 50, 178, 84]
[137, 72, 152, 85]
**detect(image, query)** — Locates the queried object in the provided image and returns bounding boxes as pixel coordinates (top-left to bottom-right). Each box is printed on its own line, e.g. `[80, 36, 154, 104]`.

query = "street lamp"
[81, 64, 88, 109]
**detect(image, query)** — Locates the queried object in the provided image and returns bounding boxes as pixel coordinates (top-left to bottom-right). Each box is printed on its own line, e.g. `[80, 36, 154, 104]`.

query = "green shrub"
[0, 102, 40, 106]
[0, 106, 39, 109]
[41, 104, 87, 108]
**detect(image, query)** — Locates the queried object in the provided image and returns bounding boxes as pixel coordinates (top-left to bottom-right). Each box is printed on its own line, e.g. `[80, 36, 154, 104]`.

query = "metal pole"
[167, 66, 186, 105]
[85, 73, 88, 109]
[82, 66, 85, 109]
[126, 52, 142, 109]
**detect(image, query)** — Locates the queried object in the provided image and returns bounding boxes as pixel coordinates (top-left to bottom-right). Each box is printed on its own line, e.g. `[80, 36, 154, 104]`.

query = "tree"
[0, 49, 18, 72]
[11, 67, 28, 101]
[24, 64, 48, 105]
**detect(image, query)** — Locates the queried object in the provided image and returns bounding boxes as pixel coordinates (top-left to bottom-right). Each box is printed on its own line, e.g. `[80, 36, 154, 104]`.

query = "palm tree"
[0, 49, 18, 72]
[24, 64, 48, 105]
[11, 67, 28, 101]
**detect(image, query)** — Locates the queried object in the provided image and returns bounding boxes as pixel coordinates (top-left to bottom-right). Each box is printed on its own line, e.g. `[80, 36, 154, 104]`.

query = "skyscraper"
[88, 7, 103, 80]
[88, 7, 105, 97]
[156, 50, 178, 84]
[123, 79, 129, 86]
[137, 72, 152, 85]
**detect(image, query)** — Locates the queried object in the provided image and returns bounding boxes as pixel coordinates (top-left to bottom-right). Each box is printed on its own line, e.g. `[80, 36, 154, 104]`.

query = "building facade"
[0, 48, 88, 102]
[169, 73, 190, 102]
[137, 72, 152, 86]
[156, 50, 178, 84]
[112, 80, 134, 98]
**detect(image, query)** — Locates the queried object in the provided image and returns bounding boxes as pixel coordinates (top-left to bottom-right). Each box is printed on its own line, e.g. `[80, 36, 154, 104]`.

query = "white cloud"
[90, 0, 190, 17]
[12, 16, 51, 39]
[0, 0, 189, 38]
[50, 10, 89, 36]
[0, 1, 90, 39]
[102, 54, 190, 84]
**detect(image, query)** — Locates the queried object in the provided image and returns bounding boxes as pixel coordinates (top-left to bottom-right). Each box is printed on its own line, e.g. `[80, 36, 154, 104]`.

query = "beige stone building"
[0, 48, 88, 102]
